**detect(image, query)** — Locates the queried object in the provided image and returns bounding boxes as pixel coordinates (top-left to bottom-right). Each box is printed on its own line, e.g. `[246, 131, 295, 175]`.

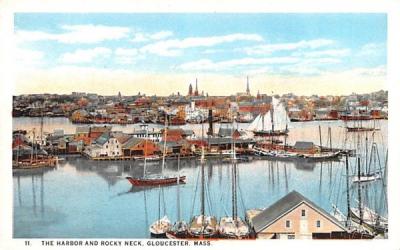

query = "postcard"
[1, 1, 400, 250]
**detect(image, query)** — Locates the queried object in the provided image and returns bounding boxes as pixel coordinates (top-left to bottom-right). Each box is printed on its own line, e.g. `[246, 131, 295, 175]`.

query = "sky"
[14, 13, 387, 96]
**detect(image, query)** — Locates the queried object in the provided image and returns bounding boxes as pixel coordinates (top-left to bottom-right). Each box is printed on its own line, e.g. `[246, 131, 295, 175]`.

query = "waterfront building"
[26, 129, 48, 146]
[121, 137, 161, 157]
[159, 140, 193, 156]
[246, 191, 347, 239]
[217, 127, 242, 139]
[131, 129, 162, 142]
[71, 109, 90, 122]
[163, 128, 195, 141]
[74, 126, 91, 145]
[84, 132, 123, 158]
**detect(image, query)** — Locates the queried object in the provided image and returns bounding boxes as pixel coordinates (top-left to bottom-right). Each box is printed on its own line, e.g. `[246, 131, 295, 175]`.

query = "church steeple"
[188, 83, 193, 96]
[194, 78, 199, 96]
[246, 76, 250, 95]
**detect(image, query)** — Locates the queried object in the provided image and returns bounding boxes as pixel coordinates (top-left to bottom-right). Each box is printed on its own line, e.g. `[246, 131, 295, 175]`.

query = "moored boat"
[126, 176, 186, 186]
[351, 172, 381, 183]
[247, 97, 291, 137]
[188, 147, 219, 239]
[126, 118, 186, 187]
[219, 217, 250, 239]
[149, 216, 172, 238]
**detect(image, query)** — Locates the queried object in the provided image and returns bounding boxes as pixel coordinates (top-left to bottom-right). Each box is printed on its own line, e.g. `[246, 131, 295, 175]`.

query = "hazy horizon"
[15, 13, 387, 96]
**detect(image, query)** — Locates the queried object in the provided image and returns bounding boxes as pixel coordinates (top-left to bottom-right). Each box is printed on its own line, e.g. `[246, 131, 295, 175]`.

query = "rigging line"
[331, 162, 343, 206]
[162, 186, 166, 216]
[205, 180, 212, 216]
[335, 167, 345, 207]
[236, 170, 247, 215]
[190, 164, 201, 219]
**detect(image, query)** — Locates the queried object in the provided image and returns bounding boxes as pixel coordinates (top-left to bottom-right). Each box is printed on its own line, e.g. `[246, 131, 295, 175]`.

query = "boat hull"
[253, 130, 288, 137]
[126, 176, 186, 186]
[346, 127, 378, 132]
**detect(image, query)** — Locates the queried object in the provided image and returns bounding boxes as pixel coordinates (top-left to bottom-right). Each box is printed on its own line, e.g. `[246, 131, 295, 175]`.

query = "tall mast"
[357, 157, 363, 226]
[231, 114, 237, 222]
[261, 114, 265, 131]
[40, 103, 44, 148]
[345, 154, 351, 227]
[177, 154, 181, 221]
[318, 125, 322, 149]
[161, 114, 168, 175]
[200, 146, 205, 218]
[158, 184, 161, 224]
[365, 133, 369, 174]
[143, 125, 148, 178]
[31, 128, 36, 164]
[271, 97, 275, 132]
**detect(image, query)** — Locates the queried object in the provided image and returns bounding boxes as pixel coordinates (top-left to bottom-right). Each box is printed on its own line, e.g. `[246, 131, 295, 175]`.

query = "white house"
[84, 132, 123, 158]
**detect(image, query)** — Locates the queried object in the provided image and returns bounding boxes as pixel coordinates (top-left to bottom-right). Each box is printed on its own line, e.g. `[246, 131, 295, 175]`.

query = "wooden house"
[121, 137, 161, 157]
[247, 190, 347, 239]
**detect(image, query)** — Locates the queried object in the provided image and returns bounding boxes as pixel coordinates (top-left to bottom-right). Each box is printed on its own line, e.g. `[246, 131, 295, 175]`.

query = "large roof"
[251, 190, 347, 233]
[122, 137, 143, 149]
[95, 132, 110, 145]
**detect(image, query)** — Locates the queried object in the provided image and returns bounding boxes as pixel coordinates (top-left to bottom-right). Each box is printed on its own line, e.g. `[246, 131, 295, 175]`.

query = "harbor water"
[13, 118, 387, 238]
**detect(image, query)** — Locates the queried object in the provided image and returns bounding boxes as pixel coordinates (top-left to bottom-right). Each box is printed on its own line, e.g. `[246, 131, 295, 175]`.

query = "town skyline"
[13, 84, 388, 98]
[15, 13, 386, 96]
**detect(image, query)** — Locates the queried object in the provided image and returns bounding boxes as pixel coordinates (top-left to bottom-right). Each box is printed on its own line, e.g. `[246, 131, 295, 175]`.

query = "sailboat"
[330, 155, 375, 239]
[166, 155, 189, 239]
[351, 135, 382, 184]
[187, 146, 219, 238]
[350, 151, 388, 235]
[126, 120, 186, 186]
[247, 97, 291, 137]
[149, 185, 172, 238]
[219, 119, 250, 239]
[345, 119, 379, 132]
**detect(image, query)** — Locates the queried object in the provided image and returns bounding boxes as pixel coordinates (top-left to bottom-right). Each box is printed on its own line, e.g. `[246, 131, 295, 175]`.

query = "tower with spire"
[188, 83, 193, 96]
[194, 78, 199, 96]
[246, 76, 250, 96]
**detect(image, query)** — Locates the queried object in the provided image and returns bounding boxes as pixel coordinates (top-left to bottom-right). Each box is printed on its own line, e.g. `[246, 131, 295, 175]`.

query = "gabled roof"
[217, 127, 236, 137]
[95, 132, 110, 145]
[122, 137, 143, 149]
[115, 134, 132, 145]
[251, 190, 347, 233]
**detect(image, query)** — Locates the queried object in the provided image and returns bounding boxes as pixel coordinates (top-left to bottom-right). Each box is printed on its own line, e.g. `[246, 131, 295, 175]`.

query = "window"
[301, 209, 306, 217]
[285, 220, 291, 228]
[316, 220, 321, 228]
[106, 145, 108, 149]
[288, 234, 295, 239]
[117, 145, 119, 148]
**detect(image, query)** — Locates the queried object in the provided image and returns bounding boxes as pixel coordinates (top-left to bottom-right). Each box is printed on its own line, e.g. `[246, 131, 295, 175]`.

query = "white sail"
[247, 97, 290, 132]
[247, 114, 262, 131]
[272, 98, 291, 131]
